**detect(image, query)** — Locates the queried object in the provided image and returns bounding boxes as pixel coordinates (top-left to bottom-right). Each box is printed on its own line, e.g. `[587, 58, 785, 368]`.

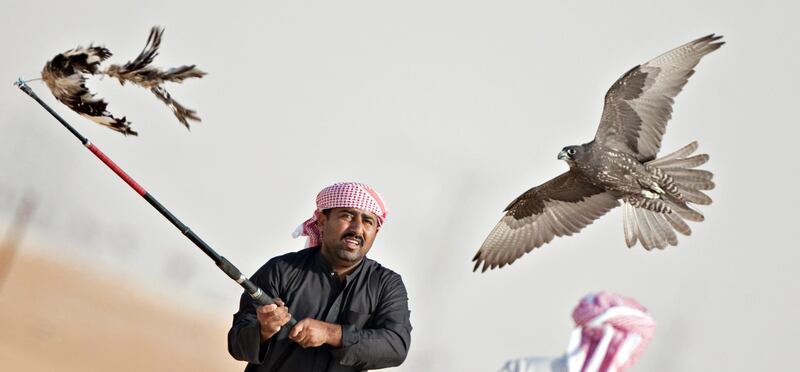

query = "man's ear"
[315, 209, 326, 229]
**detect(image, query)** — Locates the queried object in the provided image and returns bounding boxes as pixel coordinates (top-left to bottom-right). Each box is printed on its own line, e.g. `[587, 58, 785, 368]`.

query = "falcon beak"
[558, 150, 569, 160]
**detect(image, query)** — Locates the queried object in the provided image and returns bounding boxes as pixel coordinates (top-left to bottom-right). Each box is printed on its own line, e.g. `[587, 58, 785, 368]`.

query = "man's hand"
[257, 298, 291, 342]
[289, 318, 342, 348]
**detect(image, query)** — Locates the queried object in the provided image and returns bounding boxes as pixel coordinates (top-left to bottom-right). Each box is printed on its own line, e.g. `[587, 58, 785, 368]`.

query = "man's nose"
[348, 216, 364, 230]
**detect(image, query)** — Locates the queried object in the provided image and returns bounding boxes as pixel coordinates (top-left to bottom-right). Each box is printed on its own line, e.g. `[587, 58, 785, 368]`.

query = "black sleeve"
[227, 258, 283, 364]
[330, 272, 412, 369]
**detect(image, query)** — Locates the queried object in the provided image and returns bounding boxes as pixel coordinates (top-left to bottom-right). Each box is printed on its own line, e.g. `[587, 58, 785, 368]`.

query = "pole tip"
[14, 78, 34, 95]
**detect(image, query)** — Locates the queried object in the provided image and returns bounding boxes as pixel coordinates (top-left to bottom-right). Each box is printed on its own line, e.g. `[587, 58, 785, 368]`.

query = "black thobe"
[227, 247, 412, 371]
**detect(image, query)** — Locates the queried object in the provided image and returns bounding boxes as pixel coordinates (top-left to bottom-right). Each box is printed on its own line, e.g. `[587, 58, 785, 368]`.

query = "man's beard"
[333, 247, 363, 263]
[333, 232, 365, 263]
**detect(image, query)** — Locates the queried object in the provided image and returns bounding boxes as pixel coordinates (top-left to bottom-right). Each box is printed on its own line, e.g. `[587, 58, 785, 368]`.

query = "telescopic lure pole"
[14, 79, 297, 327]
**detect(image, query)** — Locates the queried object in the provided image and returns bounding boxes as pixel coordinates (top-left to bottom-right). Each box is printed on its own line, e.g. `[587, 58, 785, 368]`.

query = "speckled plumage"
[473, 35, 723, 272]
[41, 45, 136, 135]
[40, 26, 205, 135]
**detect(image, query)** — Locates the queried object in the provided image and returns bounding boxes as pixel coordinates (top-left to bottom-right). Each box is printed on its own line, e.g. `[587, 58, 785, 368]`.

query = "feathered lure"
[40, 26, 206, 136]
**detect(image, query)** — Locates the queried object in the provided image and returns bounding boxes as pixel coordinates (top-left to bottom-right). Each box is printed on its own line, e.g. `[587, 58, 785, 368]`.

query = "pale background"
[1, 1, 797, 371]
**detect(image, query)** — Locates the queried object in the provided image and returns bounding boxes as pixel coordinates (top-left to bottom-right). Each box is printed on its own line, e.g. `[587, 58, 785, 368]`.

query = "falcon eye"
[567, 148, 577, 155]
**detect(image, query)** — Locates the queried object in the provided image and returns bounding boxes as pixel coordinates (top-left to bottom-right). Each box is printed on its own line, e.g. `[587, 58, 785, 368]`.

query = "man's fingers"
[276, 311, 292, 328]
[296, 332, 312, 348]
[274, 298, 285, 307]
[257, 304, 277, 314]
[258, 304, 290, 320]
[289, 324, 301, 339]
[291, 332, 303, 346]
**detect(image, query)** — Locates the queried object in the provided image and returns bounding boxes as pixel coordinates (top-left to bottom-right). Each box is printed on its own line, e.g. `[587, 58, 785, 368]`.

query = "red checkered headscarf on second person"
[566, 292, 656, 372]
[292, 182, 388, 248]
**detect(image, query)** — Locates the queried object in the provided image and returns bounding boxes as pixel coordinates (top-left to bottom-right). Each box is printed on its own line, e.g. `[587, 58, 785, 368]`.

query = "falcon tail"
[103, 26, 206, 130]
[623, 141, 714, 250]
[150, 86, 201, 129]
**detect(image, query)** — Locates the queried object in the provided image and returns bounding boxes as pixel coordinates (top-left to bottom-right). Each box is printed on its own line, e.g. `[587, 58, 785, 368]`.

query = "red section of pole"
[86, 143, 147, 196]
[15, 79, 294, 325]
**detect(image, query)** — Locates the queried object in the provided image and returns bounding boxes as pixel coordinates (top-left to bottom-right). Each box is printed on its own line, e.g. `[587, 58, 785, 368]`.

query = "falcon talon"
[473, 34, 724, 272]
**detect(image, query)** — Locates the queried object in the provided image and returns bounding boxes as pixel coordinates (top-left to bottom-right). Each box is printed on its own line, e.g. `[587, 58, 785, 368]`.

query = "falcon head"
[558, 145, 587, 162]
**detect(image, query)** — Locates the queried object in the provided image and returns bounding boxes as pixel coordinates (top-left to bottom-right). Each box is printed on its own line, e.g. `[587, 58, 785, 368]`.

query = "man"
[499, 292, 655, 372]
[228, 182, 412, 372]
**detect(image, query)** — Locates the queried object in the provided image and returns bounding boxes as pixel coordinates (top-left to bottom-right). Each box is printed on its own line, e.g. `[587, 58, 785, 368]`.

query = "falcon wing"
[594, 34, 723, 161]
[41, 46, 112, 109]
[41, 46, 138, 136]
[473, 171, 619, 272]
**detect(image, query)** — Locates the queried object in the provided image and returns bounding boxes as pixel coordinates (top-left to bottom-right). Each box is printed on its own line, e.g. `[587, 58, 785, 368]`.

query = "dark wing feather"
[150, 86, 201, 129]
[105, 26, 206, 88]
[41, 46, 137, 136]
[103, 26, 206, 129]
[594, 34, 723, 161]
[473, 171, 619, 272]
[119, 26, 163, 77]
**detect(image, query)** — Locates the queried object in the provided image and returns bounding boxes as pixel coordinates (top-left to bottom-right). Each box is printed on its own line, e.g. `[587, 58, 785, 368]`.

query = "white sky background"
[1, 1, 798, 371]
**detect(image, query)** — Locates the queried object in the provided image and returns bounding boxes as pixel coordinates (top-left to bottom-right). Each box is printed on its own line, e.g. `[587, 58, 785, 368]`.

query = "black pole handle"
[217, 256, 298, 327]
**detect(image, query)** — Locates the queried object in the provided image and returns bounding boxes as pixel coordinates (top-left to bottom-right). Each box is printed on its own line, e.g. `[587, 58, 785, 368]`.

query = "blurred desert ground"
[2, 0, 800, 371]
[0, 250, 240, 372]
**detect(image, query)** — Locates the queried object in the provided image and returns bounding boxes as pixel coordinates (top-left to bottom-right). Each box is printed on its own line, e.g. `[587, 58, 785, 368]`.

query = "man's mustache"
[341, 232, 364, 245]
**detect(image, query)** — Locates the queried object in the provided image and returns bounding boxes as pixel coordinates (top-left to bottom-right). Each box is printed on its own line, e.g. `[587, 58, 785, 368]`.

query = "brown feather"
[41, 26, 206, 135]
[41, 46, 137, 136]
[595, 35, 724, 161]
[474, 171, 620, 272]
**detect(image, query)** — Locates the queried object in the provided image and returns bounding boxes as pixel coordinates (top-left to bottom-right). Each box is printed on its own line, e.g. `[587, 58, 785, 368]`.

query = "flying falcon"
[473, 34, 723, 272]
[40, 26, 206, 136]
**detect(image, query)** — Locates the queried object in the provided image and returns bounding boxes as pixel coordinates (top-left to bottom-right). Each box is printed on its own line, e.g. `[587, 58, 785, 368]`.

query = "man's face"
[318, 207, 379, 268]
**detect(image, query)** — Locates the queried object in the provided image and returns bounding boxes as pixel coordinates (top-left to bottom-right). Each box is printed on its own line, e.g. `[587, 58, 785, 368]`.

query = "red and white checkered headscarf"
[292, 182, 388, 248]
[499, 292, 654, 372]
[566, 292, 656, 372]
